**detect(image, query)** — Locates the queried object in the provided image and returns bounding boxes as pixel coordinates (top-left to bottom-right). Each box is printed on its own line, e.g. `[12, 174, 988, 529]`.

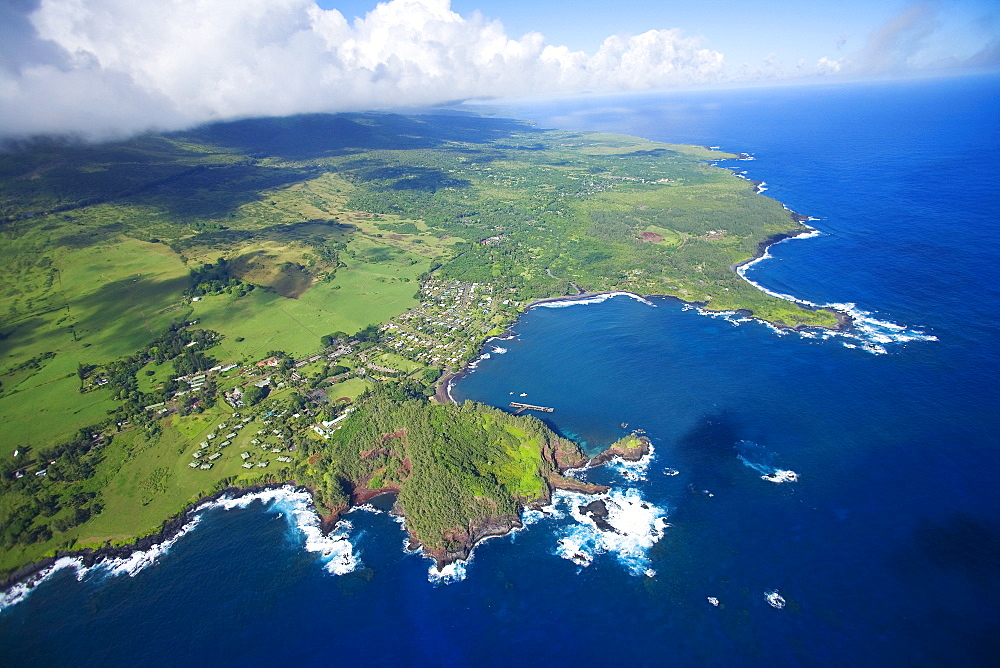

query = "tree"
[243, 384, 270, 406]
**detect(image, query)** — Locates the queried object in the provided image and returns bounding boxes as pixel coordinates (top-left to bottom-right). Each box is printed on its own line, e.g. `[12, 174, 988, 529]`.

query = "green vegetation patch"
[299, 392, 580, 553]
[0, 111, 841, 578]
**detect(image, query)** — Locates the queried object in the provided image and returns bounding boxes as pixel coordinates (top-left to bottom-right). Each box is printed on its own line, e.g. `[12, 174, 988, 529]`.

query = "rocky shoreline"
[1, 427, 652, 595]
[335, 435, 651, 572]
[419, 434, 651, 570]
[0, 482, 300, 594]
[430, 211, 844, 408]
[732, 220, 852, 331]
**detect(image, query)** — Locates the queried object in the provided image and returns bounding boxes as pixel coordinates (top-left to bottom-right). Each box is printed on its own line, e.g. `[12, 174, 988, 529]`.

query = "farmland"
[0, 112, 837, 576]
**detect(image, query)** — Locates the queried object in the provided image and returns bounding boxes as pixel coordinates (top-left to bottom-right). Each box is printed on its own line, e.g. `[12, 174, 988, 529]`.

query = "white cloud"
[816, 56, 843, 74]
[0, 0, 726, 139]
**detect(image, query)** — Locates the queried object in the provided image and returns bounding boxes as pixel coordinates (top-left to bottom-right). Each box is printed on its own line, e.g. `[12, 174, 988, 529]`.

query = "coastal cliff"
[301, 393, 655, 571]
[1, 408, 654, 592]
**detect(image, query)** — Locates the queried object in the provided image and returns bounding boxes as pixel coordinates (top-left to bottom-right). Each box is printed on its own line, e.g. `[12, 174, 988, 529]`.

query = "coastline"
[0, 428, 651, 599]
[431, 221, 848, 406]
[0, 172, 840, 598]
[416, 435, 651, 570]
[732, 224, 853, 331]
[0, 482, 301, 598]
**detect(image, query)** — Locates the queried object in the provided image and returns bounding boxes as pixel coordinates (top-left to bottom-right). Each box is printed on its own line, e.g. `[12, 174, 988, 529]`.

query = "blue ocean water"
[3, 75, 999, 666]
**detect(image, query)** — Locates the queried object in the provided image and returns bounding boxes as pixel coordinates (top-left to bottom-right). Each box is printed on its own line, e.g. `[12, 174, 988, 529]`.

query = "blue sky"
[1, 0, 996, 139]
[322, 0, 999, 75]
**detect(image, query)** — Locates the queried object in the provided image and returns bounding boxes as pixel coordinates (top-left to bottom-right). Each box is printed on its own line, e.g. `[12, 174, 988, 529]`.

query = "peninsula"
[0, 112, 835, 582]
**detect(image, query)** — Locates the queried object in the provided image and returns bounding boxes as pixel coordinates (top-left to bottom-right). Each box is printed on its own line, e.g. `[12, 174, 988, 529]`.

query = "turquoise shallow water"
[2, 75, 999, 666]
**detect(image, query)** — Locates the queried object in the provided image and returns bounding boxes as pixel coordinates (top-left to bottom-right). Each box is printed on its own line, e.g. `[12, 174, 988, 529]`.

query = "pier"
[509, 402, 554, 414]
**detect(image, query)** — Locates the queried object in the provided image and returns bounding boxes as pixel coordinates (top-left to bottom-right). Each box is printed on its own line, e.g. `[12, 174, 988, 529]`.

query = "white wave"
[0, 557, 89, 612]
[0, 486, 358, 611]
[556, 534, 594, 567]
[349, 503, 381, 514]
[733, 235, 937, 352]
[756, 182, 768, 194]
[0, 512, 206, 612]
[386, 511, 469, 585]
[295, 513, 356, 576]
[485, 332, 518, 344]
[663, 468, 680, 476]
[707, 596, 720, 606]
[683, 304, 754, 328]
[199, 486, 358, 575]
[735, 440, 797, 484]
[531, 292, 655, 310]
[605, 440, 655, 482]
[550, 488, 670, 576]
[428, 560, 468, 585]
[522, 504, 566, 526]
[765, 589, 786, 609]
[98, 515, 203, 578]
[465, 352, 492, 370]
[490, 346, 507, 354]
[762, 470, 799, 483]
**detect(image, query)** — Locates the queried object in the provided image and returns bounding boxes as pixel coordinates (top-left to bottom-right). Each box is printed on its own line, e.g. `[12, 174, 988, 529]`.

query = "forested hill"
[297, 392, 592, 565]
[0, 111, 831, 578]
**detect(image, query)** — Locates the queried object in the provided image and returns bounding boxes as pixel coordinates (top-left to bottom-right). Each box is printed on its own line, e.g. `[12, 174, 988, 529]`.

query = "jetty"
[509, 402, 554, 414]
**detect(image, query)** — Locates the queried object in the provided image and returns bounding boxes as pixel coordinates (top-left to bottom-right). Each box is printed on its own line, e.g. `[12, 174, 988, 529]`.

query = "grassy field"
[193, 253, 427, 363]
[371, 351, 424, 374]
[0, 112, 841, 576]
[325, 377, 372, 403]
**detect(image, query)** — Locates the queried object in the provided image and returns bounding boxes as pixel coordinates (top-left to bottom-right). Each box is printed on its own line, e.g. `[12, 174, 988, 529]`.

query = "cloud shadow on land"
[69, 273, 191, 350]
[180, 112, 539, 162]
[3, 112, 537, 227]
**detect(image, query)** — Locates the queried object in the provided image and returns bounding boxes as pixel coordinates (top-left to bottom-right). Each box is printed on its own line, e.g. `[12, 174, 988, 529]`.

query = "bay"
[3, 74, 998, 667]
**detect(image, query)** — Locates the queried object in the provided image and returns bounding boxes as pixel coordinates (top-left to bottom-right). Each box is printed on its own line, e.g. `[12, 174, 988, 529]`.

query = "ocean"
[2, 74, 999, 666]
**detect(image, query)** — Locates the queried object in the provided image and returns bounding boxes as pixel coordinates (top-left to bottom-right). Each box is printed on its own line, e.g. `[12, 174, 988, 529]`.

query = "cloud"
[853, 1, 940, 74]
[816, 56, 843, 74]
[0, 0, 725, 139]
[965, 38, 1000, 68]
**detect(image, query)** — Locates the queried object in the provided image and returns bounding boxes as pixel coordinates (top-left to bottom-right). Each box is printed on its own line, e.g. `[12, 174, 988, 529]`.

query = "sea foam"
[1, 486, 359, 612]
[198, 486, 358, 576]
[0, 557, 89, 612]
[549, 488, 670, 576]
[428, 560, 468, 585]
[735, 440, 798, 484]
[531, 292, 656, 309]
[0, 515, 204, 612]
[732, 231, 937, 353]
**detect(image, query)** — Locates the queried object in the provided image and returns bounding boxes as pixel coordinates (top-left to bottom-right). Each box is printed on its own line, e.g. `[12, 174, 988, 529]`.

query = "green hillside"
[0, 112, 836, 577]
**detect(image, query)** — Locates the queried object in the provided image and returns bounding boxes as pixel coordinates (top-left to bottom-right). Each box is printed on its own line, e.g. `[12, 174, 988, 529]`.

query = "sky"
[1, 0, 997, 140]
